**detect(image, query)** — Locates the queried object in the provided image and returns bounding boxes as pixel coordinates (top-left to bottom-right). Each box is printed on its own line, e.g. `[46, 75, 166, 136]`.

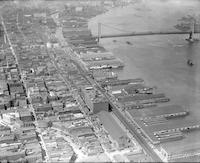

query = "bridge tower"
[186, 19, 199, 42]
[97, 22, 101, 43]
[189, 20, 195, 41]
[4, 33, 7, 44]
[187, 16, 200, 41]
[0, 25, 6, 45]
[195, 19, 200, 39]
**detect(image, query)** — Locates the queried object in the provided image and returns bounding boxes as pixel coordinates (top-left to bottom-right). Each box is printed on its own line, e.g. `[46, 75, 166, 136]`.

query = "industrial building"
[127, 105, 189, 119]
[80, 52, 115, 61]
[85, 58, 124, 70]
[100, 78, 144, 88]
[126, 105, 200, 145]
[92, 70, 118, 82]
[81, 86, 110, 114]
[159, 135, 200, 162]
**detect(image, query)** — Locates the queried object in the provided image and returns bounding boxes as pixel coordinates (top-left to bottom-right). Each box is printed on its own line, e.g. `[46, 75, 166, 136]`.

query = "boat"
[126, 41, 132, 45]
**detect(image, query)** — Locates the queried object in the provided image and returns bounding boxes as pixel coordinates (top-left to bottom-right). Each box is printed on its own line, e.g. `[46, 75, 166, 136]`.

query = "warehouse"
[134, 117, 200, 144]
[86, 58, 124, 70]
[159, 136, 200, 162]
[127, 105, 189, 119]
[80, 52, 115, 62]
[81, 86, 109, 114]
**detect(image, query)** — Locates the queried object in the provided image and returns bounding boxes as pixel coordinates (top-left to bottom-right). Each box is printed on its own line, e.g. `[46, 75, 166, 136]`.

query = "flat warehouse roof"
[160, 131, 200, 156]
[140, 118, 200, 132]
[118, 93, 165, 103]
[134, 118, 200, 144]
[127, 105, 187, 118]
[81, 52, 114, 58]
[86, 59, 123, 66]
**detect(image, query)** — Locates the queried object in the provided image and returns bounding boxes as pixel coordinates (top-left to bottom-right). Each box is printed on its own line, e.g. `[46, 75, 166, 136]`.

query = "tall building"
[81, 86, 109, 114]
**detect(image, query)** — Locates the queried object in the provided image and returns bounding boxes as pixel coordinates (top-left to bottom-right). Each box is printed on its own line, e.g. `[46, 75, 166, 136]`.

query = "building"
[126, 105, 200, 145]
[0, 150, 26, 161]
[100, 78, 144, 88]
[81, 86, 109, 114]
[159, 139, 200, 162]
[61, 0, 115, 6]
[80, 52, 115, 62]
[92, 70, 118, 82]
[85, 58, 124, 70]
[0, 126, 11, 135]
[19, 109, 34, 122]
[33, 13, 46, 18]
[34, 104, 53, 113]
[0, 134, 15, 144]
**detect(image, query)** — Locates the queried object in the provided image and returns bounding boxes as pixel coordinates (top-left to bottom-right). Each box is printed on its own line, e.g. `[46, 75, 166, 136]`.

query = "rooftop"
[86, 58, 124, 68]
[134, 117, 200, 144]
[160, 131, 200, 156]
[81, 51, 115, 61]
[127, 105, 188, 118]
[83, 86, 107, 103]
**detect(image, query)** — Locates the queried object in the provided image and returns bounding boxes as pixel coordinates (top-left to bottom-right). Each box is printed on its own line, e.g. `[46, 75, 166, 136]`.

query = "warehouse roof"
[127, 105, 187, 118]
[160, 131, 200, 156]
[134, 118, 200, 144]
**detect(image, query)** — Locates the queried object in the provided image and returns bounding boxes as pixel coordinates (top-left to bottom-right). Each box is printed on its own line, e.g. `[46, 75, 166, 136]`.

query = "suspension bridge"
[95, 22, 200, 42]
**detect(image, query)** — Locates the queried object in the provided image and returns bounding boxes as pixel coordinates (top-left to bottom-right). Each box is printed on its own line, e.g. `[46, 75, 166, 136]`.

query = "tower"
[97, 22, 101, 43]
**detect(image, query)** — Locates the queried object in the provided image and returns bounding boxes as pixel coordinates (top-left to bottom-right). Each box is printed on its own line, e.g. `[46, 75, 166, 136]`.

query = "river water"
[89, 0, 200, 121]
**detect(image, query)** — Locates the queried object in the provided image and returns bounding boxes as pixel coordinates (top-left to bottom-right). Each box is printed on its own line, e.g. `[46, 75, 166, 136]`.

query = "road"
[51, 13, 163, 162]
[94, 29, 200, 39]
[62, 46, 162, 161]
[0, 4, 162, 162]
[112, 108, 161, 162]
[71, 47, 163, 162]
[1, 13, 50, 162]
[89, 72, 162, 161]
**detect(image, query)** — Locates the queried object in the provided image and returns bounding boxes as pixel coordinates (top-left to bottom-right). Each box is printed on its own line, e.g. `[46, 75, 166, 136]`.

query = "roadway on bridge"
[95, 31, 200, 39]
[93, 22, 200, 39]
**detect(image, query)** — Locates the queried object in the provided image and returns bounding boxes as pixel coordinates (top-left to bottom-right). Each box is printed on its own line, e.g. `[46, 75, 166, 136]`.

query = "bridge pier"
[189, 31, 193, 40]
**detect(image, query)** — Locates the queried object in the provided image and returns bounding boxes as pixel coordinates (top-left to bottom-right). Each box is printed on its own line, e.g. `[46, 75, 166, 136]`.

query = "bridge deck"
[94, 31, 200, 39]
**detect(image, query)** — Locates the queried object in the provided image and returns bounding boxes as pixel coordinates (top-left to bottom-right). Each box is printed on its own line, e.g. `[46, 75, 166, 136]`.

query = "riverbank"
[33, 0, 200, 161]
[89, 0, 200, 119]
[89, 0, 200, 35]
[88, 1, 200, 161]
[55, 1, 200, 161]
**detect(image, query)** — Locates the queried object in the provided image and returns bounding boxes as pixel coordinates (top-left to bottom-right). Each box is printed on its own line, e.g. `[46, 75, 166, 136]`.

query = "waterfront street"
[1, 0, 200, 162]
[89, 0, 200, 120]
[88, 0, 200, 160]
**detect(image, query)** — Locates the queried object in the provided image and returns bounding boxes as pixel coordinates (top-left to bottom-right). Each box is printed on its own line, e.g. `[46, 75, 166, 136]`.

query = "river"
[89, 0, 200, 121]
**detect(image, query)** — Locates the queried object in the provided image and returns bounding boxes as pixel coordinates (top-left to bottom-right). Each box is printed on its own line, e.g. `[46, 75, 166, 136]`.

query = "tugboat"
[187, 59, 194, 66]
[126, 41, 132, 45]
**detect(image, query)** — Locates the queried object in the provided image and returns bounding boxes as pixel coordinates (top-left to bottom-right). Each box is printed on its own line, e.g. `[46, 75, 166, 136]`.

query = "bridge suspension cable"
[100, 22, 131, 33]
[97, 22, 132, 42]
[97, 21, 200, 42]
